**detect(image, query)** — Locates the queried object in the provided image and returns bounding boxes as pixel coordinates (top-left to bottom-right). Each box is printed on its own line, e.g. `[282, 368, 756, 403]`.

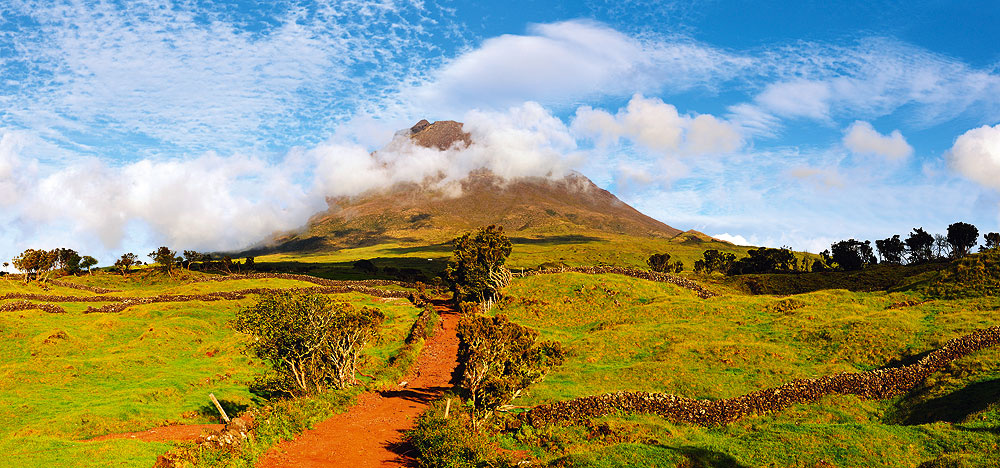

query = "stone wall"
[527, 326, 1000, 426]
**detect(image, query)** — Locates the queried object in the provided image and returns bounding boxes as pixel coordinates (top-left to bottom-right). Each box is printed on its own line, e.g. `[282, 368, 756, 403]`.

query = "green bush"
[405, 399, 511, 468]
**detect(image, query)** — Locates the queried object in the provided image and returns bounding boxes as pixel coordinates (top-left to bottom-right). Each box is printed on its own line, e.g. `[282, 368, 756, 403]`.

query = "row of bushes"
[527, 326, 1000, 426]
[514, 265, 717, 299]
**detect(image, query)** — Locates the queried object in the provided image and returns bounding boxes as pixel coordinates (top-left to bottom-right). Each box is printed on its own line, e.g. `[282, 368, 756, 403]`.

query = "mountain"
[251, 120, 693, 254]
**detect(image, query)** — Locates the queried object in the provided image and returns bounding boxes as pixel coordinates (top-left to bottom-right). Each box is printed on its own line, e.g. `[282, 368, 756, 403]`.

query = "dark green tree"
[79, 256, 98, 275]
[829, 239, 875, 271]
[647, 253, 672, 273]
[983, 232, 1000, 251]
[443, 225, 512, 310]
[729, 247, 796, 275]
[875, 235, 905, 264]
[693, 249, 736, 274]
[231, 291, 384, 396]
[904, 228, 934, 264]
[946, 222, 979, 258]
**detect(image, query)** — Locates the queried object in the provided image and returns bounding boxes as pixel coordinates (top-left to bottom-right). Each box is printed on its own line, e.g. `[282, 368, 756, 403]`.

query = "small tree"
[829, 239, 875, 271]
[182, 250, 204, 270]
[149, 246, 179, 276]
[875, 235, 905, 264]
[904, 228, 934, 264]
[79, 256, 98, 275]
[983, 232, 1000, 252]
[456, 314, 565, 429]
[694, 249, 736, 275]
[647, 253, 672, 273]
[444, 225, 513, 310]
[946, 222, 979, 258]
[231, 291, 384, 396]
[114, 253, 138, 276]
[11, 249, 58, 284]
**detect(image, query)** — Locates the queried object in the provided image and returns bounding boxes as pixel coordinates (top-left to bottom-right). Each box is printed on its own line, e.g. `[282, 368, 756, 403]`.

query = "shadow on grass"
[509, 234, 605, 245]
[668, 446, 751, 468]
[895, 378, 1000, 425]
[197, 399, 250, 422]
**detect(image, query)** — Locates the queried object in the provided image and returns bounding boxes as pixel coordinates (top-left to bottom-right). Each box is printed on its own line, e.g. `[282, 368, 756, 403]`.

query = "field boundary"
[528, 326, 1000, 426]
[514, 266, 717, 299]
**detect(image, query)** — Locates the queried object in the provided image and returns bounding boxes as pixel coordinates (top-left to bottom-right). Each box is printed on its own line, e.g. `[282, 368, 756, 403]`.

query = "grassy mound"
[927, 249, 1000, 298]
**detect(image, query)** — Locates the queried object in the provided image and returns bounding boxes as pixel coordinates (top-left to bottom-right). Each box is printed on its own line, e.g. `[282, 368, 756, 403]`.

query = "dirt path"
[258, 301, 460, 468]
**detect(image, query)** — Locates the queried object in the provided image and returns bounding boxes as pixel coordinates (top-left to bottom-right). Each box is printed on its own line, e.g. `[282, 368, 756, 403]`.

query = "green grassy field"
[487, 269, 1000, 467]
[0, 273, 421, 468]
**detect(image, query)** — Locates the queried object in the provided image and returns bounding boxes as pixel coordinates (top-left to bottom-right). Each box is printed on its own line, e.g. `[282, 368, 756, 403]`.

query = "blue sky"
[1, 0, 999, 264]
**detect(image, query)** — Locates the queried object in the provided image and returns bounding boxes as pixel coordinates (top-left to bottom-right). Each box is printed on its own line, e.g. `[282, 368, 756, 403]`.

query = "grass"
[0, 273, 421, 468]
[488, 271, 1000, 467]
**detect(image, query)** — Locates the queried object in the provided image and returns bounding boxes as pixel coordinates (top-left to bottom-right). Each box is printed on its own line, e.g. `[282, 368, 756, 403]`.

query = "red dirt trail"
[258, 301, 460, 468]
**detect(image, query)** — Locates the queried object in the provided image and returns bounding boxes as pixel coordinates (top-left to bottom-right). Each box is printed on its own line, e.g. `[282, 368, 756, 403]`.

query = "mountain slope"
[253, 120, 689, 254]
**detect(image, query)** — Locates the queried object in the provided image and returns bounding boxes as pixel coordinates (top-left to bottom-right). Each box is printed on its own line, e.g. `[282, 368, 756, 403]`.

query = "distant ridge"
[251, 120, 689, 253]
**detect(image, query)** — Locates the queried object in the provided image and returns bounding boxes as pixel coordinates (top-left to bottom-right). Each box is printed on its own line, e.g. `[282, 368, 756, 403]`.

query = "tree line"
[680, 222, 999, 276]
[4, 245, 255, 281]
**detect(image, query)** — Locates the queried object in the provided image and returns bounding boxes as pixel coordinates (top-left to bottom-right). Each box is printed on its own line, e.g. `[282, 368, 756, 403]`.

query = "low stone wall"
[0, 300, 66, 314]
[527, 326, 1000, 426]
[49, 279, 120, 294]
[82, 285, 412, 314]
[514, 266, 717, 299]
[187, 272, 417, 290]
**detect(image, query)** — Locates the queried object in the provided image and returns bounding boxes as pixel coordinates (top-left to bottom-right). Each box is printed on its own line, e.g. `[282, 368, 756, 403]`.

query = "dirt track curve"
[259, 301, 459, 468]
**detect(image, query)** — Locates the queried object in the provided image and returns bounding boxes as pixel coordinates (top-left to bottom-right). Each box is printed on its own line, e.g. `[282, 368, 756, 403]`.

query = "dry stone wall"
[0, 300, 66, 314]
[527, 326, 1000, 426]
[514, 266, 717, 299]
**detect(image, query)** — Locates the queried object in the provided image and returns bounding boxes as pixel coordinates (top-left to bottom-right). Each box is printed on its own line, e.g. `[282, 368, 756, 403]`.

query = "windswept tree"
[946, 222, 979, 258]
[456, 314, 565, 428]
[231, 291, 384, 396]
[444, 225, 513, 310]
[830, 239, 875, 271]
[983, 232, 1000, 252]
[114, 253, 139, 276]
[876, 235, 905, 264]
[904, 228, 934, 264]
[54, 248, 82, 275]
[933, 234, 951, 259]
[182, 250, 204, 270]
[148, 246, 179, 276]
[79, 256, 98, 275]
[11, 249, 59, 284]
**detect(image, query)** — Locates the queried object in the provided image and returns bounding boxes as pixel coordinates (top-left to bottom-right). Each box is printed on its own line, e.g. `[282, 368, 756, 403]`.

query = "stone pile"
[515, 266, 717, 299]
[528, 326, 1000, 426]
[0, 300, 66, 314]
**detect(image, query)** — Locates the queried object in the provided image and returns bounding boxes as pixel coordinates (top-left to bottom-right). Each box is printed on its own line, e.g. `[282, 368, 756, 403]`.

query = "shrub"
[456, 314, 565, 428]
[231, 291, 385, 396]
[405, 398, 511, 468]
[444, 225, 513, 310]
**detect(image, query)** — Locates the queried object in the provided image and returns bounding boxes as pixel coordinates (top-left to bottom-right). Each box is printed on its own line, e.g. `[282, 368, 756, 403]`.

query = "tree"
[647, 253, 672, 273]
[694, 249, 736, 275]
[983, 232, 1000, 252]
[231, 291, 384, 396]
[148, 246, 179, 276]
[114, 253, 138, 276]
[946, 222, 979, 258]
[54, 248, 82, 275]
[729, 247, 797, 275]
[443, 225, 513, 310]
[11, 249, 58, 284]
[456, 314, 564, 428]
[79, 256, 98, 275]
[829, 239, 875, 271]
[182, 250, 205, 270]
[904, 228, 934, 264]
[875, 235, 905, 264]
[353, 259, 378, 274]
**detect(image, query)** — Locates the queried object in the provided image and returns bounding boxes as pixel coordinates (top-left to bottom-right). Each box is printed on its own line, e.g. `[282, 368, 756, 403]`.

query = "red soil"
[86, 424, 224, 443]
[258, 302, 460, 468]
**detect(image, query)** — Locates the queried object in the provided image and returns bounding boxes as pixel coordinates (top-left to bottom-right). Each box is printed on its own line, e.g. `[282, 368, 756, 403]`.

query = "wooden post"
[210, 393, 231, 423]
[444, 398, 451, 419]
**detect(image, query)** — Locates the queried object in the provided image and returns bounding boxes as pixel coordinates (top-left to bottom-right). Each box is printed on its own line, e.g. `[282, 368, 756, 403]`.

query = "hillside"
[249, 120, 690, 255]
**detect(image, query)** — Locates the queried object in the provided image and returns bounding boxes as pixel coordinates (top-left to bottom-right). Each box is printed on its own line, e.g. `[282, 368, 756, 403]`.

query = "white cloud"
[842, 121, 913, 160]
[755, 80, 832, 120]
[408, 20, 750, 112]
[712, 233, 750, 246]
[947, 124, 1000, 191]
[571, 94, 742, 156]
